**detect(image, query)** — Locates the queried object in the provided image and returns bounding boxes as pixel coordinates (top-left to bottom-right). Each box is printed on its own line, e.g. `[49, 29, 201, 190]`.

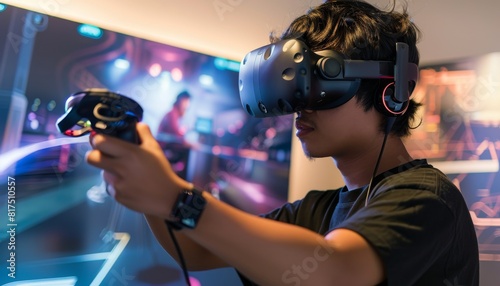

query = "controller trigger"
[63, 125, 92, 137]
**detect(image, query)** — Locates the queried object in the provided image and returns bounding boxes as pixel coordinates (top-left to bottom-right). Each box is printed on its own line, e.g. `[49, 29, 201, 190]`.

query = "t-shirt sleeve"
[237, 189, 341, 285]
[336, 183, 455, 285]
[261, 189, 340, 234]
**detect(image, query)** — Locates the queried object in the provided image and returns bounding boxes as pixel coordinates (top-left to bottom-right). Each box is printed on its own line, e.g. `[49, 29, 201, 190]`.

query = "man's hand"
[86, 123, 192, 218]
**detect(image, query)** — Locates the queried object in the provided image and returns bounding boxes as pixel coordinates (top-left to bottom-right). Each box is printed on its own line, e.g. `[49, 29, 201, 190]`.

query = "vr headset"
[238, 38, 418, 118]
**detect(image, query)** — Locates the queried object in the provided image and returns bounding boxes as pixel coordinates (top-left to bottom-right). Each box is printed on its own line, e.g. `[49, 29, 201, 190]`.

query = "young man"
[86, 1, 479, 285]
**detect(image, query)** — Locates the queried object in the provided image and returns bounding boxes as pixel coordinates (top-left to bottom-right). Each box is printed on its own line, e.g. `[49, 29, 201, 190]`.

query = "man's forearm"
[144, 214, 229, 270]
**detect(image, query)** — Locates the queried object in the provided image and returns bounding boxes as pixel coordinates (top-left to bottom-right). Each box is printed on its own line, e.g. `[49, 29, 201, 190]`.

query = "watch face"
[180, 218, 196, 228]
[172, 188, 207, 229]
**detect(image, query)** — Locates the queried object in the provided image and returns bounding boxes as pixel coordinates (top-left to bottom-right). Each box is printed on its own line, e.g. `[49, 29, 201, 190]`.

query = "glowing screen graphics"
[0, 4, 292, 285]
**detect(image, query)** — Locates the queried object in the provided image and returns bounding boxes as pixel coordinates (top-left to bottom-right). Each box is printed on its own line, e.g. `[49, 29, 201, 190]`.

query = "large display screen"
[0, 4, 292, 285]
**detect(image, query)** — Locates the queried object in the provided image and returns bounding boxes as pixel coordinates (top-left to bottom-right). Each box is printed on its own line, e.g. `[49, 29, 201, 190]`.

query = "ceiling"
[3, 0, 500, 64]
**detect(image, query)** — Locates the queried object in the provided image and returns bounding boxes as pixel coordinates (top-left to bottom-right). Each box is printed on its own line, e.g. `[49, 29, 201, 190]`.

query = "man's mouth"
[295, 120, 314, 138]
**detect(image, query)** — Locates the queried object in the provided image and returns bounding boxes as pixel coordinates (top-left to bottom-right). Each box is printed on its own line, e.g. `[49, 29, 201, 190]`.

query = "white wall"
[4, 0, 500, 201]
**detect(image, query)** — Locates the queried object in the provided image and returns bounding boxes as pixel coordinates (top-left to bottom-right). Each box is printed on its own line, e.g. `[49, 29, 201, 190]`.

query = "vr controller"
[239, 38, 419, 118]
[56, 88, 143, 144]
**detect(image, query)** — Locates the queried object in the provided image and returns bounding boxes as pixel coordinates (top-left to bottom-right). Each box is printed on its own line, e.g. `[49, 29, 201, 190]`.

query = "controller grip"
[116, 117, 141, 144]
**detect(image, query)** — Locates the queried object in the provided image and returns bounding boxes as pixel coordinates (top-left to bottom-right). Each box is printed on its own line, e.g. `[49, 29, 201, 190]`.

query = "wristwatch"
[167, 186, 207, 230]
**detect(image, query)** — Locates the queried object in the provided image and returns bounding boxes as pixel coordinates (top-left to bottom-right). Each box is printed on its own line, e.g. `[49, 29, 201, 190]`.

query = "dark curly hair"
[273, 0, 422, 137]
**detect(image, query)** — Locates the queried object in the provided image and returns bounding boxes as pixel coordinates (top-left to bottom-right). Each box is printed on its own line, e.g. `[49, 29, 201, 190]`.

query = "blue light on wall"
[199, 74, 214, 86]
[113, 58, 130, 70]
[77, 24, 103, 39]
[0, 4, 7, 12]
[214, 58, 240, 72]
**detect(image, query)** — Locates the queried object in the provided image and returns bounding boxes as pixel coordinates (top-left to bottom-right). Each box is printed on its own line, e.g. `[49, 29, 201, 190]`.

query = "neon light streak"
[2, 233, 130, 285]
[90, 232, 130, 286]
[0, 136, 89, 173]
[3, 276, 77, 286]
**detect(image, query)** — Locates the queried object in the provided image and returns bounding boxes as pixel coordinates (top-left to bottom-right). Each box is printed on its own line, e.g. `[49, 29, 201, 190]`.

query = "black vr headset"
[238, 38, 418, 118]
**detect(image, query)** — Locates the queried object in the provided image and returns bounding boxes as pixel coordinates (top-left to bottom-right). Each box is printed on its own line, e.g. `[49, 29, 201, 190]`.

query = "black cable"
[166, 223, 192, 286]
[365, 117, 396, 206]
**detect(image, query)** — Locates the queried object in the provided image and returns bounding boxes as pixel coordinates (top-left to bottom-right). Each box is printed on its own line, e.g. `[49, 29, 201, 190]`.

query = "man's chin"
[302, 149, 317, 161]
[306, 156, 316, 161]
[301, 143, 331, 160]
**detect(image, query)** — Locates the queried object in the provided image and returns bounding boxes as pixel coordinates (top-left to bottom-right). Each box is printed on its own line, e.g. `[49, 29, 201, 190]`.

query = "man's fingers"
[91, 123, 156, 156]
[91, 133, 134, 157]
[85, 149, 123, 175]
[136, 123, 156, 145]
[136, 122, 151, 134]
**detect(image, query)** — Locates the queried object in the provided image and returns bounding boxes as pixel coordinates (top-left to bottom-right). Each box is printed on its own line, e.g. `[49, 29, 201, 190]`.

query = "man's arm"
[144, 214, 229, 270]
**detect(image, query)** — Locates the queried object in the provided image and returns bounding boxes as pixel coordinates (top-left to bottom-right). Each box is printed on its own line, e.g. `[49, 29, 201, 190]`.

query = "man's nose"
[297, 109, 314, 115]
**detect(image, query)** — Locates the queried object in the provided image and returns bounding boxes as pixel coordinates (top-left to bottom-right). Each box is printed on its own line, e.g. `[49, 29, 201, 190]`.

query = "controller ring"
[93, 103, 126, 122]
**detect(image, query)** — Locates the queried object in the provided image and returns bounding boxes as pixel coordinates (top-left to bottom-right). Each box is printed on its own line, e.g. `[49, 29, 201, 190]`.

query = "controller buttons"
[63, 119, 92, 137]
[95, 121, 108, 130]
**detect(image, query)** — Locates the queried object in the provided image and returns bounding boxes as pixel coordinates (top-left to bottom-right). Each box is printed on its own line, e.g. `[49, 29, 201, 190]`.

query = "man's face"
[295, 97, 383, 160]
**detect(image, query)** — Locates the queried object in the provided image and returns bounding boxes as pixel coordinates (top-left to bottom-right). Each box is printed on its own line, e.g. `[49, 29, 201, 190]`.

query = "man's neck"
[333, 135, 413, 191]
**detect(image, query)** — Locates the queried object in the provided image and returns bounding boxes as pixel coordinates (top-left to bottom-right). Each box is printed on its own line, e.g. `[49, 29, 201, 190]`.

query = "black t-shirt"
[239, 159, 479, 286]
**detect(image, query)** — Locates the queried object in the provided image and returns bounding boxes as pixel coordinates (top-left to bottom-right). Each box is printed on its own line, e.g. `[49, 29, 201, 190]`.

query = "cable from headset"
[166, 223, 192, 286]
[365, 116, 396, 206]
